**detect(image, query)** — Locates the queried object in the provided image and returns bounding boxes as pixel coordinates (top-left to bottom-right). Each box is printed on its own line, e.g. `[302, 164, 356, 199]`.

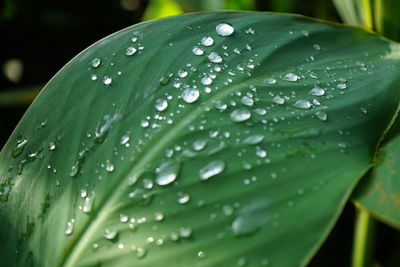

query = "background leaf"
[1, 11, 400, 267]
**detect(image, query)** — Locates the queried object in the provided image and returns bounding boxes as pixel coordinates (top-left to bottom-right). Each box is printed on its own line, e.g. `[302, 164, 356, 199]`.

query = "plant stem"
[360, 0, 373, 29]
[352, 205, 376, 267]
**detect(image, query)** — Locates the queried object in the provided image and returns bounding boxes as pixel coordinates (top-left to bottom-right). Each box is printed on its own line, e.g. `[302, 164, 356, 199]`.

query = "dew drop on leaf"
[272, 96, 285, 105]
[65, 219, 75, 236]
[283, 73, 299, 82]
[199, 160, 226, 180]
[91, 58, 101, 68]
[201, 36, 214, 46]
[230, 108, 251, 122]
[154, 98, 168, 111]
[243, 134, 264, 145]
[182, 88, 200, 103]
[293, 99, 311, 109]
[104, 229, 118, 240]
[315, 111, 328, 121]
[208, 52, 223, 63]
[125, 46, 137, 56]
[155, 161, 180, 186]
[216, 22, 235, 36]
[102, 76, 112, 85]
[192, 46, 204, 56]
[309, 87, 325, 96]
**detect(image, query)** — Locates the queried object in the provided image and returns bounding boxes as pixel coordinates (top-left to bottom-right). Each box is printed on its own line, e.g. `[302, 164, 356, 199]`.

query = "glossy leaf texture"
[1, 12, 400, 267]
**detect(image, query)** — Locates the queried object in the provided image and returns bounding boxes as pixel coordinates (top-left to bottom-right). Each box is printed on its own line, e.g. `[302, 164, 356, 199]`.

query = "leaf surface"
[1, 12, 400, 267]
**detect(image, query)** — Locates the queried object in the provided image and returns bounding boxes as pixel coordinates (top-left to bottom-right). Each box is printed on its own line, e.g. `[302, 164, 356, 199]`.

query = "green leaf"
[333, 0, 373, 28]
[142, 0, 183, 21]
[1, 11, 400, 266]
[353, 132, 400, 229]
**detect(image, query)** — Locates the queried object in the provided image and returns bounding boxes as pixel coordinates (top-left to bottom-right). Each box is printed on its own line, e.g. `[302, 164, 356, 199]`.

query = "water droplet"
[155, 98, 168, 111]
[65, 219, 75, 235]
[155, 161, 180, 186]
[91, 58, 101, 68]
[264, 78, 276, 84]
[125, 46, 137, 56]
[106, 161, 115, 173]
[131, 36, 138, 43]
[272, 96, 285, 105]
[90, 74, 98, 81]
[230, 109, 251, 122]
[178, 69, 188, 78]
[198, 251, 206, 258]
[199, 160, 226, 180]
[179, 227, 192, 238]
[241, 96, 254, 106]
[159, 76, 170, 85]
[232, 199, 269, 236]
[82, 193, 95, 213]
[201, 36, 214, 46]
[309, 87, 325, 96]
[256, 150, 267, 158]
[177, 192, 190, 204]
[208, 52, 223, 63]
[201, 76, 213, 85]
[119, 214, 129, 223]
[193, 139, 207, 151]
[216, 22, 234, 36]
[154, 212, 165, 221]
[313, 44, 321, 51]
[337, 83, 347, 90]
[293, 99, 311, 109]
[315, 111, 328, 121]
[135, 246, 146, 258]
[141, 120, 149, 128]
[102, 76, 112, 85]
[120, 135, 130, 145]
[143, 179, 154, 190]
[104, 229, 118, 240]
[237, 257, 247, 266]
[193, 46, 204, 56]
[182, 88, 200, 103]
[243, 135, 264, 145]
[223, 205, 234, 216]
[283, 73, 299, 82]
[12, 138, 28, 157]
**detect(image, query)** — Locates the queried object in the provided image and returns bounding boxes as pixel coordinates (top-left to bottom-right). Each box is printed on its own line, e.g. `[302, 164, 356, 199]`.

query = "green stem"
[352, 205, 376, 267]
[360, 0, 373, 29]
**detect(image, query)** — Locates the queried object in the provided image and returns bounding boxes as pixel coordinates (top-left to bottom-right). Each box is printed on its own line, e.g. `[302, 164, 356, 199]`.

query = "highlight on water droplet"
[91, 58, 101, 68]
[182, 88, 200, 103]
[208, 52, 223, 63]
[155, 161, 180, 186]
[155, 98, 168, 111]
[201, 36, 214, 46]
[293, 99, 311, 109]
[125, 46, 137, 56]
[309, 87, 325, 96]
[230, 109, 251, 122]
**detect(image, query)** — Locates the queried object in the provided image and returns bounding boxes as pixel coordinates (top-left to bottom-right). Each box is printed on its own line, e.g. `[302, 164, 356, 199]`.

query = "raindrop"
[155, 98, 168, 111]
[208, 52, 223, 63]
[90, 74, 98, 81]
[193, 47, 204, 56]
[120, 135, 130, 145]
[243, 134, 264, 145]
[182, 88, 200, 103]
[272, 96, 285, 105]
[177, 192, 190, 204]
[135, 247, 146, 258]
[102, 76, 112, 85]
[12, 138, 28, 157]
[119, 214, 129, 223]
[256, 150, 267, 158]
[309, 87, 325, 96]
[230, 109, 251, 122]
[313, 44, 321, 51]
[201, 76, 213, 85]
[315, 111, 328, 121]
[337, 83, 347, 90]
[104, 229, 118, 240]
[143, 179, 154, 190]
[91, 58, 101, 68]
[193, 139, 207, 151]
[232, 199, 269, 236]
[263, 78, 276, 84]
[199, 160, 226, 180]
[65, 219, 75, 235]
[201, 36, 214, 46]
[125, 47, 137, 56]
[240, 96, 254, 106]
[178, 69, 188, 78]
[82, 193, 95, 213]
[106, 161, 115, 173]
[216, 22, 234, 36]
[179, 227, 192, 238]
[155, 161, 180, 186]
[283, 73, 299, 82]
[141, 120, 149, 128]
[159, 76, 170, 85]
[131, 37, 138, 43]
[198, 251, 206, 258]
[154, 212, 165, 221]
[293, 100, 311, 109]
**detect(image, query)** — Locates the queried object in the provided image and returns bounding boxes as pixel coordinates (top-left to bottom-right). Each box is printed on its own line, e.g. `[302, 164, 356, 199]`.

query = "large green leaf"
[353, 132, 400, 229]
[1, 12, 400, 267]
